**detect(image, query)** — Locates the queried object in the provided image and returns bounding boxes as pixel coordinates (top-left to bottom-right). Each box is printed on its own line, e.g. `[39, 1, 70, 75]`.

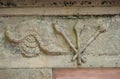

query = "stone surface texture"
[0, 0, 120, 7]
[0, 69, 52, 79]
[0, 15, 120, 68]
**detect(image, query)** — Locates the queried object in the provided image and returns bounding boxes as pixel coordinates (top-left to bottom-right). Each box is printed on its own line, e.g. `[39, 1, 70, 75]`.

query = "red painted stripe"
[53, 68, 120, 79]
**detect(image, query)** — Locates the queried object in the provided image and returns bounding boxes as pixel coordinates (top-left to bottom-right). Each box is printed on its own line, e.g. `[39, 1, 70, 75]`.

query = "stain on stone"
[88, 1, 92, 4]
[0, 2, 3, 5]
[53, 2, 57, 6]
[101, 0, 112, 5]
[0, 1, 5, 7]
[0, 0, 120, 7]
[63, 1, 76, 7]
[80, 1, 92, 5]
[0, 1, 16, 7]
[6, 2, 16, 7]
[98, 54, 101, 56]
[34, 0, 38, 3]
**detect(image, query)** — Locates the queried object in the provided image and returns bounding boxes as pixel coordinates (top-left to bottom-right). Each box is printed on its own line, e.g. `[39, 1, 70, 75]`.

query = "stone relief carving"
[4, 24, 40, 57]
[4, 19, 106, 65]
[53, 22, 106, 65]
[4, 20, 71, 56]
[72, 26, 106, 64]
[4, 22, 64, 57]
[0, 16, 120, 68]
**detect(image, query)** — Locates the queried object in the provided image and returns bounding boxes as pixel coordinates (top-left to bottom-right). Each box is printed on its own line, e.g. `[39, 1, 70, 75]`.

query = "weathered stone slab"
[0, 54, 120, 68]
[81, 54, 120, 67]
[0, 55, 77, 68]
[0, 69, 52, 79]
[0, 16, 120, 67]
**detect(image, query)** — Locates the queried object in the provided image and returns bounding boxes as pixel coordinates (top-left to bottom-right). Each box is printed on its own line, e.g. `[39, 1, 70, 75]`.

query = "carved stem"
[53, 23, 78, 54]
[74, 24, 85, 65]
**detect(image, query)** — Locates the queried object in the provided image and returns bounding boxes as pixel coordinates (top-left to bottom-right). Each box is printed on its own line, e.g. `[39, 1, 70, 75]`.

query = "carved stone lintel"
[4, 20, 107, 65]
